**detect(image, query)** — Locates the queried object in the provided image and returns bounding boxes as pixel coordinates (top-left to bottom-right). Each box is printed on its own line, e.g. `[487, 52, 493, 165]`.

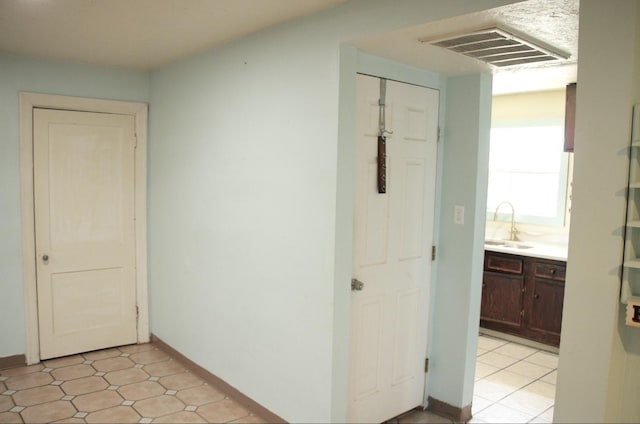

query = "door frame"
[19, 92, 149, 364]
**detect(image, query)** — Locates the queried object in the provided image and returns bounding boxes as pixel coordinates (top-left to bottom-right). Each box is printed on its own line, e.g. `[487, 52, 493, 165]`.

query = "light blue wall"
[0, 52, 149, 358]
[428, 74, 492, 409]
[147, 1, 512, 421]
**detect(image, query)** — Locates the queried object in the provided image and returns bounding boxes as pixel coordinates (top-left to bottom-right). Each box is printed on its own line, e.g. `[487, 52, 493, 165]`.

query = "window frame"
[486, 118, 570, 227]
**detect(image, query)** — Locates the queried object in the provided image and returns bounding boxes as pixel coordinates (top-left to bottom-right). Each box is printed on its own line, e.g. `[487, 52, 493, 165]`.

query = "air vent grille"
[422, 28, 569, 68]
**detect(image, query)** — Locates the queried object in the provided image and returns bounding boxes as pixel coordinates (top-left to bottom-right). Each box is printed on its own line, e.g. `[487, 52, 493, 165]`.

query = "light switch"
[454, 205, 465, 225]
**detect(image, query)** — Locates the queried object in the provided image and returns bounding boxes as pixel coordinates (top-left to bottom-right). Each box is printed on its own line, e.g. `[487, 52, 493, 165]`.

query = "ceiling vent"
[421, 28, 570, 68]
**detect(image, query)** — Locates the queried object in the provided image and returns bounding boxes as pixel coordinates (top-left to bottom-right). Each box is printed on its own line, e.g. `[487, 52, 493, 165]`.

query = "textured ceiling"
[350, 0, 579, 94]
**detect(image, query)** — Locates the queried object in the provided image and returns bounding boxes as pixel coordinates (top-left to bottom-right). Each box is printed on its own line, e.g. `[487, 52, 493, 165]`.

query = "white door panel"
[349, 75, 439, 423]
[34, 108, 137, 360]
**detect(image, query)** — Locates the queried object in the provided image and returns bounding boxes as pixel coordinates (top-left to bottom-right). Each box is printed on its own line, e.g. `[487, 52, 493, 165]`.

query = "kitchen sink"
[484, 240, 505, 246]
[503, 243, 533, 249]
[484, 239, 533, 249]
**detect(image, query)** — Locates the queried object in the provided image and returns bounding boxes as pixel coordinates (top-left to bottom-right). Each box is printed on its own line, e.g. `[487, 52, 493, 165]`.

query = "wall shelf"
[621, 104, 640, 329]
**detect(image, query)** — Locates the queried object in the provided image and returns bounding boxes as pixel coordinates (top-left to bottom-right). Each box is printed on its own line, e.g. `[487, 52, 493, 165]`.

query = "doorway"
[19, 92, 149, 364]
[348, 74, 439, 423]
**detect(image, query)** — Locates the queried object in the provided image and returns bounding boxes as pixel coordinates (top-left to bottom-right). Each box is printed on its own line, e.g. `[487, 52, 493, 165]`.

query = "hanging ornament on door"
[378, 78, 392, 194]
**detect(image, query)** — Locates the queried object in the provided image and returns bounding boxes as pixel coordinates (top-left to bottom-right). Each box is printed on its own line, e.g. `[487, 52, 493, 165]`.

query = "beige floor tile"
[92, 357, 134, 373]
[484, 370, 535, 389]
[529, 416, 552, 424]
[118, 343, 155, 354]
[230, 415, 270, 424]
[475, 362, 500, 380]
[4, 372, 52, 391]
[72, 389, 123, 412]
[117, 381, 165, 401]
[0, 364, 44, 378]
[477, 347, 488, 357]
[536, 406, 554, 422]
[397, 409, 452, 423]
[474, 379, 517, 403]
[104, 367, 149, 386]
[83, 348, 122, 361]
[0, 395, 14, 412]
[540, 369, 557, 385]
[51, 364, 95, 381]
[492, 343, 537, 360]
[85, 405, 141, 423]
[524, 351, 559, 369]
[12, 385, 63, 407]
[0, 395, 15, 412]
[52, 418, 86, 424]
[476, 352, 520, 369]
[143, 359, 185, 377]
[472, 403, 534, 424]
[471, 395, 493, 415]
[61, 376, 109, 396]
[43, 355, 84, 369]
[477, 336, 508, 351]
[133, 394, 185, 418]
[522, 380, 556, 399]
[128, 349, 169, 365]
[504, 360, 552, 380]
[20, 400, 76, 423]
[153, 410, 208, 423]
[0, 411, 22, 424]
[176, 384, 225, 406]
[0, 382, 6, 393]
[159, 372, 203, 391]
[498, 388, 554, 417]
[197, 398, 250, 423]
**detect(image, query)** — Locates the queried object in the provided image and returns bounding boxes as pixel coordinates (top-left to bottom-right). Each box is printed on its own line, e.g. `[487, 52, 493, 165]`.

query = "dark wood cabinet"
[480, 251, 566, 347]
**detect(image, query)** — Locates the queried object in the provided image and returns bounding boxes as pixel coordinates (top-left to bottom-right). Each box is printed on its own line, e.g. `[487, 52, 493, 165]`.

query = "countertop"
[484, 239, 568, 261]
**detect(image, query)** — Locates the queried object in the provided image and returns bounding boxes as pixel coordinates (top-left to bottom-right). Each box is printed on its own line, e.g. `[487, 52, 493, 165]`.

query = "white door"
[34, 108, 138, 360]
[349, 75, 439, 423]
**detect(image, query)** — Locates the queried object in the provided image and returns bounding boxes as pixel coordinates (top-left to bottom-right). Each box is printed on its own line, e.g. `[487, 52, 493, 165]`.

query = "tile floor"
[397, 334, 558, 424]
[0, 334, 557, 424]
[0, 343, 267, 423]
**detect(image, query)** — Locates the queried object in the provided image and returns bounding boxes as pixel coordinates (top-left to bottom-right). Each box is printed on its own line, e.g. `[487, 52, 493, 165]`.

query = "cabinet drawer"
[485, 254, 523, 274]
[534, 262, 566, 281]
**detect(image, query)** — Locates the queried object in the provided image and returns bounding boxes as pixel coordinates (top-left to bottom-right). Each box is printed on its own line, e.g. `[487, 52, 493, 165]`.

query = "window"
[487, 119, 570, 226]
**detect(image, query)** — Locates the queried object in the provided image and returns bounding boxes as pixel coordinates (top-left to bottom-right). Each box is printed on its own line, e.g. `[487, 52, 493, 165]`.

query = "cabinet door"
[481, 271, 524, 328]
[528, 278, 565, 337]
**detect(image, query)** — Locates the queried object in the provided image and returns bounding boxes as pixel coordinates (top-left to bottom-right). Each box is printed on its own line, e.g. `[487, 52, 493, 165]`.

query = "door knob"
[351, 278, 364, 291]
[42, 254, 49, 262]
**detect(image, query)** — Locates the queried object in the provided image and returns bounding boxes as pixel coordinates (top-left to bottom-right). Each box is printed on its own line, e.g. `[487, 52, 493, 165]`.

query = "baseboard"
[427, 396, 472, 422]
[150, 334, 286, 424]
[0, 354, 26, 370]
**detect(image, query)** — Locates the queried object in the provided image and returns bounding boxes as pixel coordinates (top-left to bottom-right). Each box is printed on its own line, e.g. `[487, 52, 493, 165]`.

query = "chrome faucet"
[493, 201, 518, 241]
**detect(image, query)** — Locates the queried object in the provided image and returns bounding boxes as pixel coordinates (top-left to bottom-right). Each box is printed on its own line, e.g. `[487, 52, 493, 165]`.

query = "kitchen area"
[480, 84, 575, 350]
[470, 81, 575, 423]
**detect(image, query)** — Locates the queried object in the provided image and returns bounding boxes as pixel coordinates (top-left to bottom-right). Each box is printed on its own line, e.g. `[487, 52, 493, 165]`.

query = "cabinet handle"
[550, 269, 556, 275]
[533, 293, 540, 300]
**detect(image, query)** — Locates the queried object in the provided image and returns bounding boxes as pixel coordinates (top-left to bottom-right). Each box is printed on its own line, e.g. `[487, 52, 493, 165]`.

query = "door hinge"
[133, 136, 138, 149]
[520, 309, 524, 317]
[437, 126, 441, 143]
[431, 245, 436, 261]
[136, 306, 139, 319]
[424, 358, 429, 373]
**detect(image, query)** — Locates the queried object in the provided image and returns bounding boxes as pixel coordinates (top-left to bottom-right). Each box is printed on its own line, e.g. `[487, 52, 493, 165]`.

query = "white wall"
[0, 53, 149, 358]
[147, 1, 513, 422]
[555, 0, 640, 422]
